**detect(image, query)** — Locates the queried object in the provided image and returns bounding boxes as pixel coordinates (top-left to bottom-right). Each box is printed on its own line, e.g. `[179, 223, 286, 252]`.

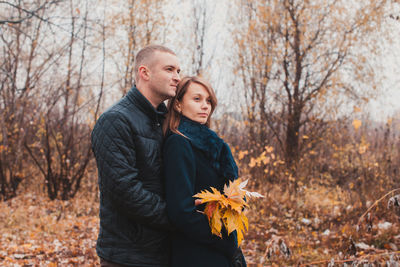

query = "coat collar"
[126, 86, 167, 120]
[178, 116, 238, 180]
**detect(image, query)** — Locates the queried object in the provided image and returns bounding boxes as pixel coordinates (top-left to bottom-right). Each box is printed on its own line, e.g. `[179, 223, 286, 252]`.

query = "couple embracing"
[91, 45, 246, 267]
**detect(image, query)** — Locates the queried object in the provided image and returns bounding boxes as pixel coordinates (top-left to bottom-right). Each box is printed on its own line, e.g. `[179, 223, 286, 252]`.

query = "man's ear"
[138, 66, 150, 81]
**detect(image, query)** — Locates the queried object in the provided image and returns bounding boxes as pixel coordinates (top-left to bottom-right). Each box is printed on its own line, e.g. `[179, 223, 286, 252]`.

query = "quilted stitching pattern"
[91, 87, 170, 266]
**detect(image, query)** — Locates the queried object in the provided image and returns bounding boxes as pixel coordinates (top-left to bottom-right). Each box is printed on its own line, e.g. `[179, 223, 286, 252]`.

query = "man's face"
[147, 51, 181, 101]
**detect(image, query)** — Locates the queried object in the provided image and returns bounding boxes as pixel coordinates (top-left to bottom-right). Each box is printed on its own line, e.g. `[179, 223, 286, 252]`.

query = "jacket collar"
[178, 116, 238, 180]
[126, 86, 167, 120]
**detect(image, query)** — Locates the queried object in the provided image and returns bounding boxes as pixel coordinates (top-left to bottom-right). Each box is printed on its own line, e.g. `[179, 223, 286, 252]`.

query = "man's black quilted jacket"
[91, 86, 171, 266]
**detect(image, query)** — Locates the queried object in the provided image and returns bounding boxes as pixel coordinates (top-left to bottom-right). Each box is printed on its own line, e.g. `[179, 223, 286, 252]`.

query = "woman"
[163, 76, 246, 267]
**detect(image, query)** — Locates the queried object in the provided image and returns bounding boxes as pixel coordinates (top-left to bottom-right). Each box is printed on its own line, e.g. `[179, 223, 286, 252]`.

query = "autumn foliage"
[1, 0, 400, 266]
[194, 179, 265, 245]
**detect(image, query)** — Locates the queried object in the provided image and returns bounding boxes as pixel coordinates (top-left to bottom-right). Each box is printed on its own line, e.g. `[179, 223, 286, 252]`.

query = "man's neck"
[136, 85, 161, 108]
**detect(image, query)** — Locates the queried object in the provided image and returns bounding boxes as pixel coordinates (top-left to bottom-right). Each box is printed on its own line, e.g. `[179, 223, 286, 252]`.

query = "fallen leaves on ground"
[241, 184, 400, 266]
[0, 191, 99, 266]
[1, 183, 399, 266]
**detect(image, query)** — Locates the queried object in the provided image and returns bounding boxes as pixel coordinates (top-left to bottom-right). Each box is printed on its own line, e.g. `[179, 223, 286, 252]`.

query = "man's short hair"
[134, 45, 176, 82]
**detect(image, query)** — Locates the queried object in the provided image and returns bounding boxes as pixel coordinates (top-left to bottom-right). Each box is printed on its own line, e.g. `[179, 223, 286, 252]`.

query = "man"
[91, 45, 181, 267]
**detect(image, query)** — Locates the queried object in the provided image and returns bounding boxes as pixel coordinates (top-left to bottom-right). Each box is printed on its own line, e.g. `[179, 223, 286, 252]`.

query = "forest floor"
[1, 184, 399, 266]
[0, 191, 99, 266]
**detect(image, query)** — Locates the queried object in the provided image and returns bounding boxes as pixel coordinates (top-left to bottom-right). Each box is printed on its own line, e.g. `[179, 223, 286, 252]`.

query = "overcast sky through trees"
[165, 0, 400, 122]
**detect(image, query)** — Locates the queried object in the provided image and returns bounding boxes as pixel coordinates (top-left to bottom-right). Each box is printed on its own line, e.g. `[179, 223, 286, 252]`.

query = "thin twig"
[299, 251, 400, 267]
[357, 188, 400, 225]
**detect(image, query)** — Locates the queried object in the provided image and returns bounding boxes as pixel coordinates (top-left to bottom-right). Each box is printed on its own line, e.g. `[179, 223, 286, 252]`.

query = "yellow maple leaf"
[238, 213, 249, 245]
[224, 179, 246, 202]
[208, 203, 223, 237]
[224, 180, 248, 212]
[223, 209, 249, 246]
[193, 178, 262, 246]
[241, 212, 249, 231]
[193, 187, 225, 204]
[227, 199, 245, 213]
[223, 209, 241, 235]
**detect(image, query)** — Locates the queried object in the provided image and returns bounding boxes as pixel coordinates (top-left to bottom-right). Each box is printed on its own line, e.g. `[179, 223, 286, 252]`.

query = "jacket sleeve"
[91, 111, 170, 230]
[163, 134, 237, 259]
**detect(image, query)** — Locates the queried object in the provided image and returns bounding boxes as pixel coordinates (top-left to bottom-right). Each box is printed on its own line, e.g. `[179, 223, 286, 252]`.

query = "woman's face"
[176, 82, 212, 124]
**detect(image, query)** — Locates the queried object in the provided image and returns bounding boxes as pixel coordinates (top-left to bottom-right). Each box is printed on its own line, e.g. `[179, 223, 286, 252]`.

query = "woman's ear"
[174, 101, 182, 113]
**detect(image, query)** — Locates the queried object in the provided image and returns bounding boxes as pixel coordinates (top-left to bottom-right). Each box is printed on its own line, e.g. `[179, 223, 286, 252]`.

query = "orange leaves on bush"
[193, 178, 263, 246]
[238, 150, 249, 160]
[352, 119, 362, 130]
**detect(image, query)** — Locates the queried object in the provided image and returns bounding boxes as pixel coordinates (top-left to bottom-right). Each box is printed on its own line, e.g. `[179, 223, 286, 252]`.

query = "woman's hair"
[163, 76, 218, 136]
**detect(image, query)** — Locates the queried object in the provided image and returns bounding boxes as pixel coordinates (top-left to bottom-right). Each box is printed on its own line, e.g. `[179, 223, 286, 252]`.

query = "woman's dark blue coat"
[163, 117, 238, 267]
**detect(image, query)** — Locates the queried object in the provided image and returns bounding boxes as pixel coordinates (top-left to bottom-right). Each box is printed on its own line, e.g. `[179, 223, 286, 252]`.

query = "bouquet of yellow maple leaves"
[193, 178, 264, 246]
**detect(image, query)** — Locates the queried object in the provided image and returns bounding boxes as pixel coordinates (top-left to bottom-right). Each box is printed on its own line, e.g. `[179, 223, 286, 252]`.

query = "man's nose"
[174, 71, 181, 82]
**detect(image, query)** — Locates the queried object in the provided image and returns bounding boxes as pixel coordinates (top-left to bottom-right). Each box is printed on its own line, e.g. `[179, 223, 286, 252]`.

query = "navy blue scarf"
[177, 116, 238, 181]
